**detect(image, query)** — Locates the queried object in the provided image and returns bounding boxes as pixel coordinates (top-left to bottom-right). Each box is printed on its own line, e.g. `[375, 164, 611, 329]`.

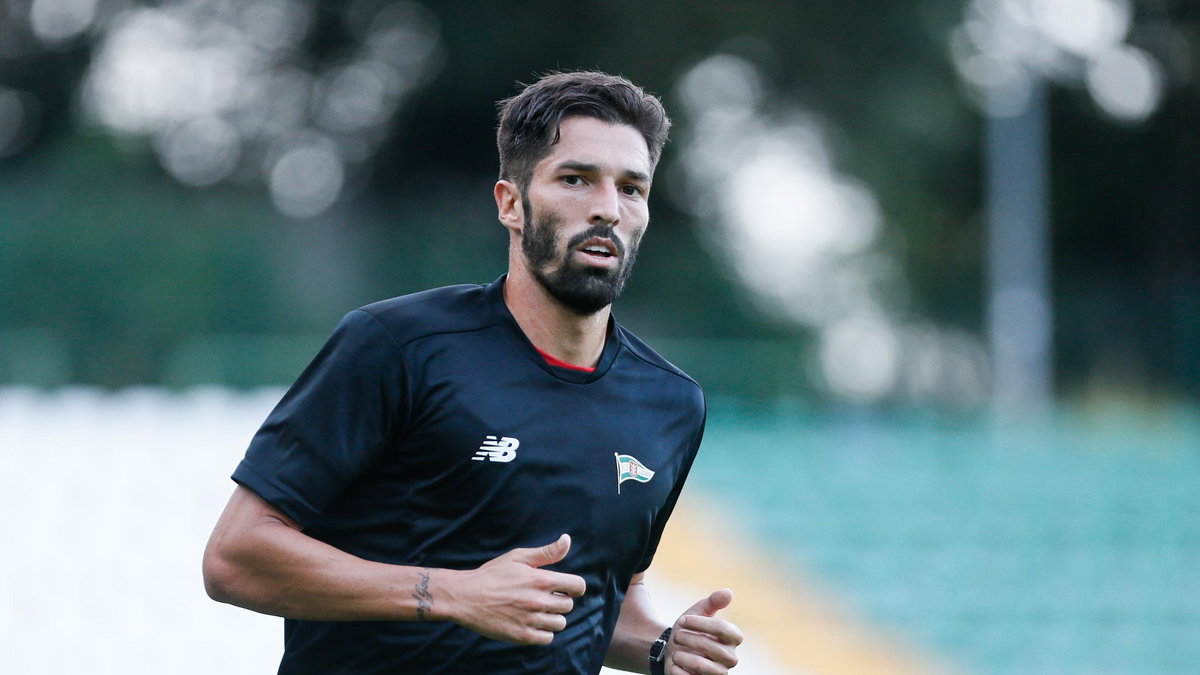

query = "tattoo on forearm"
[412, 569, 434, 621]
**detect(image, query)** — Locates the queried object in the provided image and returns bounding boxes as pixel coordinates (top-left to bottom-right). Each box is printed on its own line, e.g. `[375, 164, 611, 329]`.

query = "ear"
[494, 180, 524, 234]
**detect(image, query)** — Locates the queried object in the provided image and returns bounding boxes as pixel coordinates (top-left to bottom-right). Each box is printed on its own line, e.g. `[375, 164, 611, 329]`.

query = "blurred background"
[2, 0, 1198, 673]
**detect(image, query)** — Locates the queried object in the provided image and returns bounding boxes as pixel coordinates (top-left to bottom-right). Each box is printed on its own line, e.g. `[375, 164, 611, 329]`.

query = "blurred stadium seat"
[695, 404, 1200, 674]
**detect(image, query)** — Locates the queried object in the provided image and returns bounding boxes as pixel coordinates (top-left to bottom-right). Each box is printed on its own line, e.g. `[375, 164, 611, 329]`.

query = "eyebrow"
[555, 161, 650, 184]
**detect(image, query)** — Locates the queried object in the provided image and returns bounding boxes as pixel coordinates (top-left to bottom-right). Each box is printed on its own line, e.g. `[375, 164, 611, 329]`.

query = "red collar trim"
[535, 347, 596, 373]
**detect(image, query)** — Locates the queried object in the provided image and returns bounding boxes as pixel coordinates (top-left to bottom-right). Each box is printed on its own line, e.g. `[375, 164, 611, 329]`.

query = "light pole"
[985, 80, 1054, 412]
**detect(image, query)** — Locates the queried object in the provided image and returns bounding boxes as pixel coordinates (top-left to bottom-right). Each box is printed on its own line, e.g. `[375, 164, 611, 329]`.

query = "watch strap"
[648, 627, 673, 675]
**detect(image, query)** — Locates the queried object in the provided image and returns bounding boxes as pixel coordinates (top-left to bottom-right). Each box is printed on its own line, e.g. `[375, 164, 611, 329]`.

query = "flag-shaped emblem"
[615, 453, 655, 493]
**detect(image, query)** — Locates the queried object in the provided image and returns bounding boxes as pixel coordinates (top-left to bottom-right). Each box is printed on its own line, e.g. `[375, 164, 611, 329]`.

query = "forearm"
[604, 580, 668, 673]
[203, 486, 454, 622]
[205, 517, 447, 622]
[204, 487, 588, 645]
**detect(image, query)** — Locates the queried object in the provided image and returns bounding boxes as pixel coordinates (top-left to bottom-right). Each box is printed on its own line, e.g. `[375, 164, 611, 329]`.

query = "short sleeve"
[232, 309, 410, 524]
[635, 396, 707, 573]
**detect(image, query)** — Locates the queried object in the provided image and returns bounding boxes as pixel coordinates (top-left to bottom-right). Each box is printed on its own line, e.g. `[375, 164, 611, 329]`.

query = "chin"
[535, 264, 627, 316]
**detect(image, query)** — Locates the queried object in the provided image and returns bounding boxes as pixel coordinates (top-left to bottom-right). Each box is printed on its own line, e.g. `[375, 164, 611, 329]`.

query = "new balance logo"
[473, 436, 519, 463]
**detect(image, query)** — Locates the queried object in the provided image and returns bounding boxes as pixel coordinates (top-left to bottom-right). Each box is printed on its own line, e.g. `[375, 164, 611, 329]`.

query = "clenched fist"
[442, 534, 588, 645]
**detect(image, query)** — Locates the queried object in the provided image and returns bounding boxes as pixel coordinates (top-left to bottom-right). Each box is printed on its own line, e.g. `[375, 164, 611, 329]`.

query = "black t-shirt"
[233, 276, 706, 674]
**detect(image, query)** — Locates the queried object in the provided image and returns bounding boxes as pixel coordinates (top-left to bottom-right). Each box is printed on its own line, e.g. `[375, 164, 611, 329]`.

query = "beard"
[521, 196, 641, 316]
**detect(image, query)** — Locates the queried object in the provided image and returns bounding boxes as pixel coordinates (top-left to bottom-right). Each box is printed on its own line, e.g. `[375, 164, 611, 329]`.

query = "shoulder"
[352, 282, 496, 349]
[615, 325, 704, 398]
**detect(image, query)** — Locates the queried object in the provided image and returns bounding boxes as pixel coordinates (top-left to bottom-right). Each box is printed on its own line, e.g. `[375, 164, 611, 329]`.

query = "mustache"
[565, 223, 626, 257]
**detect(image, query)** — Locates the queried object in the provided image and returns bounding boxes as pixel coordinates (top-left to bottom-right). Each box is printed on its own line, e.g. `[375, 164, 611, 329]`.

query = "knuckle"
[673, 653, 700, 672]
[518, 627, 547, 645]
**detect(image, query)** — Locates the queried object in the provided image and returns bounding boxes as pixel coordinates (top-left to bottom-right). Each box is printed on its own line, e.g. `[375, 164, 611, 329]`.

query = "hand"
[445, 534, 587, 645]
[666, 589, 743, 674]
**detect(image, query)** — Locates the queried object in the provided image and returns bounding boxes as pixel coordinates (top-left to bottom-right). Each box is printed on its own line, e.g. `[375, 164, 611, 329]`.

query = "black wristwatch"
[648, 627, 672, 675]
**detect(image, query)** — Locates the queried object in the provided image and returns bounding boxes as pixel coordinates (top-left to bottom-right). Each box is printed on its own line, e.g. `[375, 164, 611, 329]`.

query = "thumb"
[509, 533, 571, 568]
[683, 588, 733, 618]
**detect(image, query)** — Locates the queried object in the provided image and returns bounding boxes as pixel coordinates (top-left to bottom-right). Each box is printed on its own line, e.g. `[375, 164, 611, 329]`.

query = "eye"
[561, 175, 584, 186]
[621, 184, 645, 197]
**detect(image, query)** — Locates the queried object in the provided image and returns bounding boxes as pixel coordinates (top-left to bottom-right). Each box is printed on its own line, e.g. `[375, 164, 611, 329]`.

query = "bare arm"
[604, 572, 668, 673]
[605, 572, 743, 674]
[202, 485, 586, 644]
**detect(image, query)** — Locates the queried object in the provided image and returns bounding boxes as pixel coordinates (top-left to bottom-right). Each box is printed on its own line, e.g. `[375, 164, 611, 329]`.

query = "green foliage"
[1, 0, 1196, 399]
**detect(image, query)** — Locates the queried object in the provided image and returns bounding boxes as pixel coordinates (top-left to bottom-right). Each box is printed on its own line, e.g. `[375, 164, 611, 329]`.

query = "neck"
[503, 257, 610, 369]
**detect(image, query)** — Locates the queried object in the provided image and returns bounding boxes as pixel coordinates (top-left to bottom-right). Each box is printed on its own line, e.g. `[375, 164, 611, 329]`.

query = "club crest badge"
[614, 453, 655, 493]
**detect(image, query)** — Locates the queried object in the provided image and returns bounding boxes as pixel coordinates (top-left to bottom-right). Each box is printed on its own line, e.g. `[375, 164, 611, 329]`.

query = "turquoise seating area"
[693, 405, 1200, 674]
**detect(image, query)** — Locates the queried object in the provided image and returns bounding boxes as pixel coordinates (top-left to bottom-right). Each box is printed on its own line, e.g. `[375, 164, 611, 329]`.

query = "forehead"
[536, 116, 651, 177]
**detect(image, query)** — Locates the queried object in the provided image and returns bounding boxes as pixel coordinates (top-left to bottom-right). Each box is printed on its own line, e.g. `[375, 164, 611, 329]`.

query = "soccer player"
[203, 70, 743, 674]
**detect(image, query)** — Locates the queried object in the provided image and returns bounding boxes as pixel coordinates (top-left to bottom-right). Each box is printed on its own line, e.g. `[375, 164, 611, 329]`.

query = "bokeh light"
[154, 115, 241, 187]
[1086, 44, 1164, 123]
[951, 0, 1167, 123]
[674, 53, 990, 405]
[269, 142, 345, 219]
[29, 0, 97, 44]
[76, 0, 442, 218]
[819, 315, 901, 403]
[1035, 0, 1130, 58]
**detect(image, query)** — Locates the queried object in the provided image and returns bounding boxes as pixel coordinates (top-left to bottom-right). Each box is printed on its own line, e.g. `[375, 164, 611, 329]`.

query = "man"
[203, 71, 742, 674]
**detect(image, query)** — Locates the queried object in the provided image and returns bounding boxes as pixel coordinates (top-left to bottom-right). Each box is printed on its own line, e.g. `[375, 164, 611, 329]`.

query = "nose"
[589, 180, 620, 227]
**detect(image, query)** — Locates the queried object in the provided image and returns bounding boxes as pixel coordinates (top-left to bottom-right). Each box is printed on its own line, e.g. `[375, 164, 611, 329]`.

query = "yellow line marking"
[653, 490, 964, 675]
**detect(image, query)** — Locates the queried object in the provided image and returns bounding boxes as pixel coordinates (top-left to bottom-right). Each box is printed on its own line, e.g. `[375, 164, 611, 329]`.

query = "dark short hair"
[496, 71, 671, 190]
